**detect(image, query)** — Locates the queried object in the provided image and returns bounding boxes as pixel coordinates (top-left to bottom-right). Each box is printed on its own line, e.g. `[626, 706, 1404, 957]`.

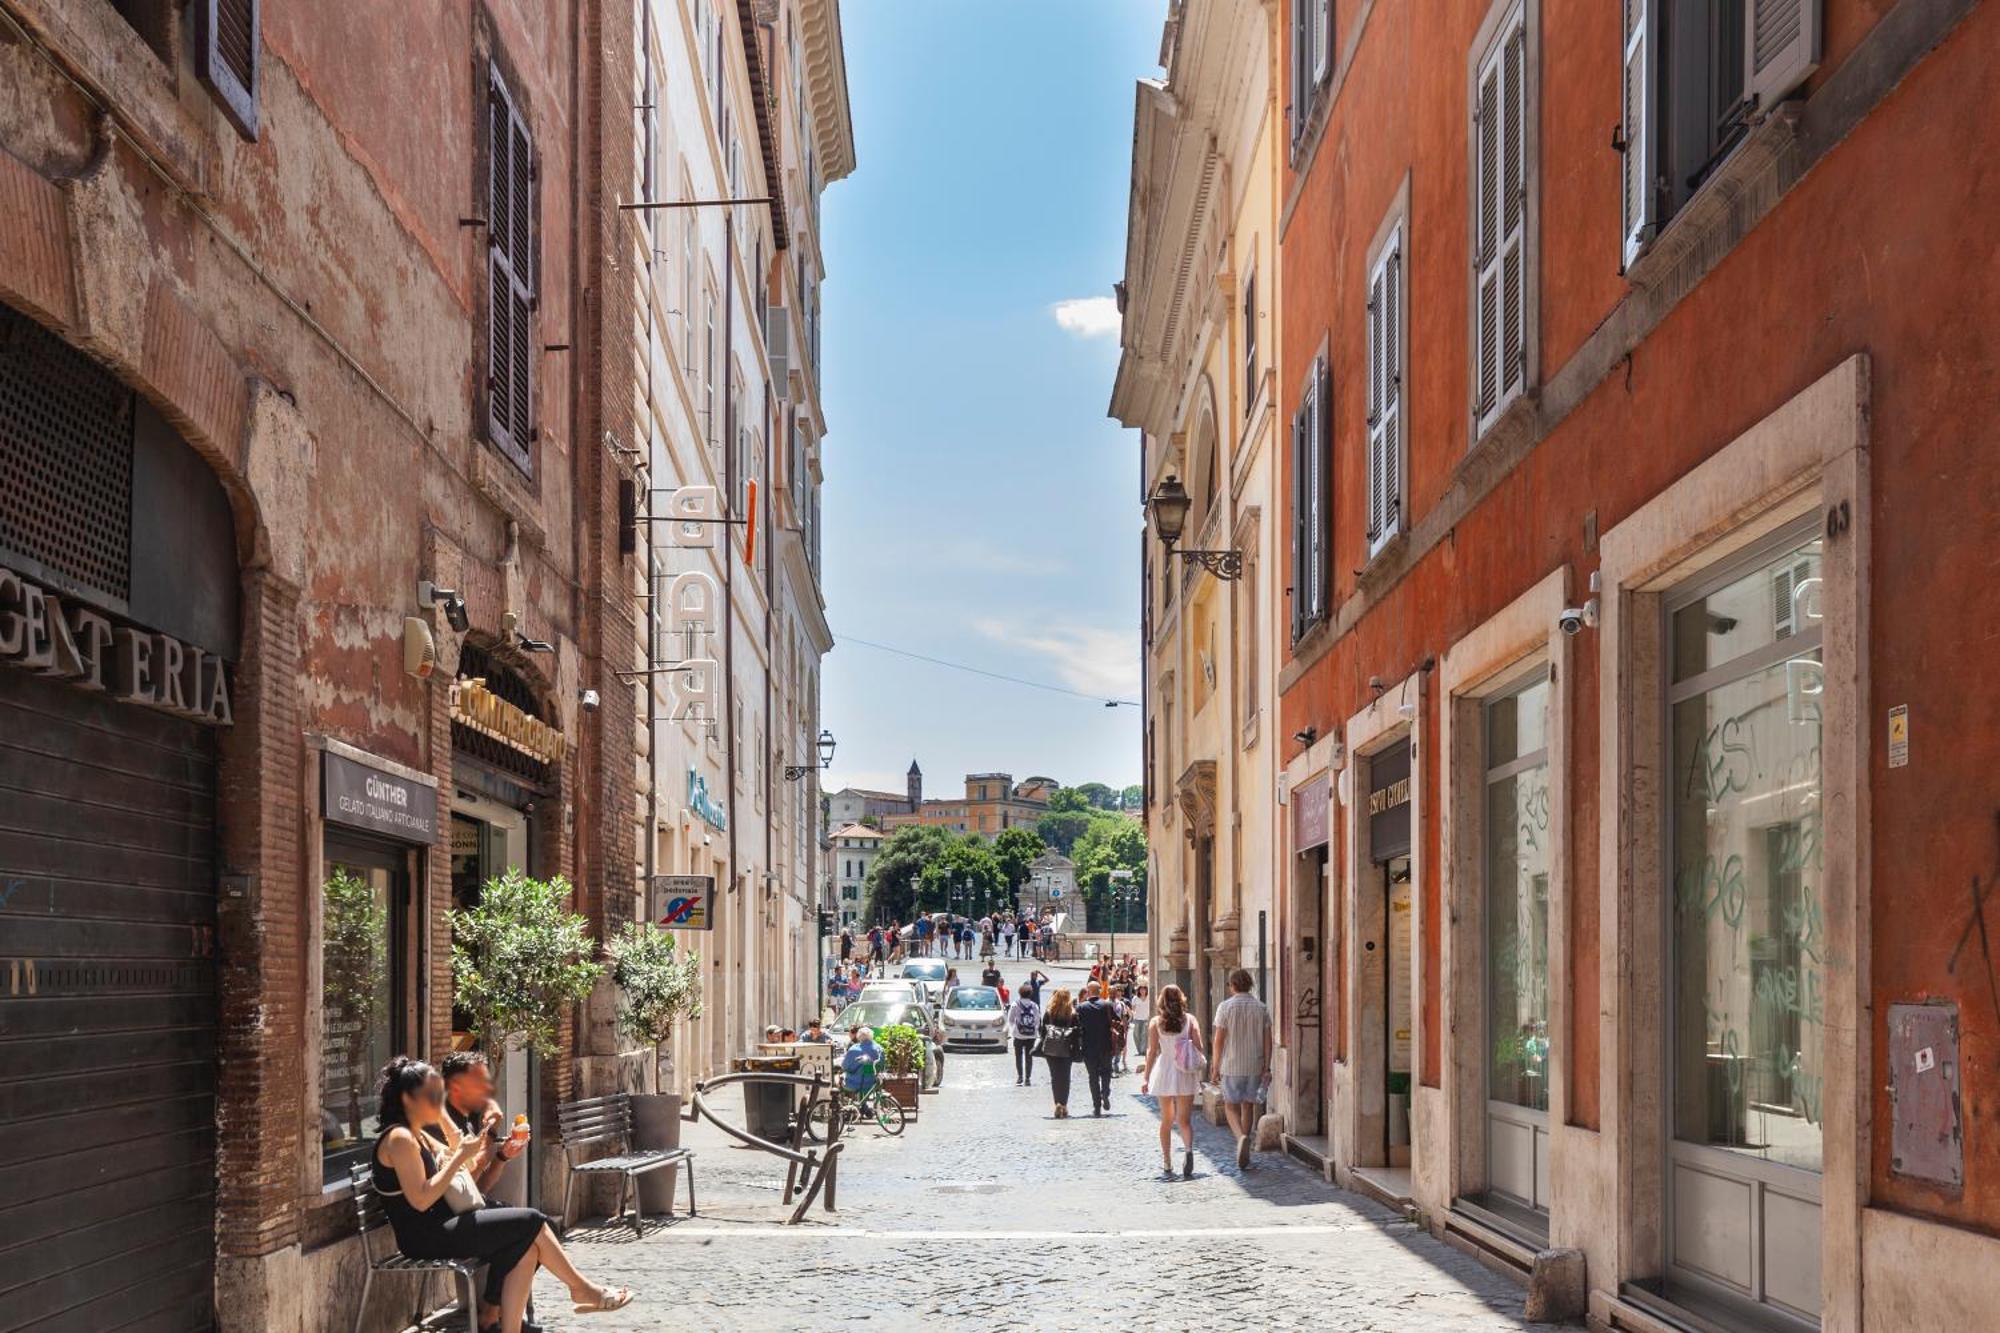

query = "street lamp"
[783, 729, 837, 781]
[1148, 475, 1242, 581]
[1108, 868, 1135, 964]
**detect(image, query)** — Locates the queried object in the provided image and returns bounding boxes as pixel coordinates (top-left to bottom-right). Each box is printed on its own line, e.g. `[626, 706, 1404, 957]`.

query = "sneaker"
[1236, 1134, 1252, 1169]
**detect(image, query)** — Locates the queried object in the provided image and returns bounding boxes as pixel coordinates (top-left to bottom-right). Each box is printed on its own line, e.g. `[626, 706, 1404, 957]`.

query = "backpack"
[1011, 999, 1041, 1039]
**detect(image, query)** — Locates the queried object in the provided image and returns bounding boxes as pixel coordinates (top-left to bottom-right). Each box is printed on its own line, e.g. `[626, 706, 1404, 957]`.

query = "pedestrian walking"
[1109, 987, 1131, 1075]
[1128, 983, 1151, 1060]
[1211, 968, 1273, 1169]
[1002, 919, 1016, 958]
[839, 928, 853, 964]
[1039, 988, 1081, 1117]
[1075, 982, 1117, 1115]
[1140, 984, 1205, 1179]
[1007, 987, 1042, 1087]
[915, 915, 933, 957]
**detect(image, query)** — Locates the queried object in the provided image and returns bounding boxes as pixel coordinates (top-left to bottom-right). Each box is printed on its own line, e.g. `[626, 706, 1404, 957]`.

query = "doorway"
[1383, 855, 1413, 1166]
[1291, 846, 1328, 1139]
[451, 790, 537, 1206]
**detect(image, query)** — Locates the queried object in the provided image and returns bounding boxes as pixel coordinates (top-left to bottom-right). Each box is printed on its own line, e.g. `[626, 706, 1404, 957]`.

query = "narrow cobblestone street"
[534, 962, 1530, 1330]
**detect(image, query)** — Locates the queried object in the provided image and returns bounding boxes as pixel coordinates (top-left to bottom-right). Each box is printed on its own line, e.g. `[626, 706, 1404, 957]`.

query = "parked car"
[830, 998, 946, 1091]
[938, 986, 1007, 1050]
[857, 979, 925, 1007]
[898, 957, 950, 1003]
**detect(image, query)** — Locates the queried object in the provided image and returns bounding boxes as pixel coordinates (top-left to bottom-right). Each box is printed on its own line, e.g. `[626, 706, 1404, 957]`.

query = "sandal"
[573, 1285, 635, 1314]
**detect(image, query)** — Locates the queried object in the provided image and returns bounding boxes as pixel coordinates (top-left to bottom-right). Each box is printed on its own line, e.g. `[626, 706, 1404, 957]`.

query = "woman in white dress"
[1140, 984, 1205, 1178]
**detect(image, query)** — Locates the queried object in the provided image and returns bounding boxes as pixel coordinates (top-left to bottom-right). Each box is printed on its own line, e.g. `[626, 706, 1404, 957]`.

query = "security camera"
[579, 688, 601, 711]
[418, 580, 470, 633]
[1558, 598, 1600, 637]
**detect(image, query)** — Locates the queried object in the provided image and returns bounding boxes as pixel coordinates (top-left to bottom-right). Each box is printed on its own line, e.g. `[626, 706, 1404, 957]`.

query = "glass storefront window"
[320, 844, 409, 1183]
[1669, 533, 1824, 1172]
[1486, 673, 1551, 1113]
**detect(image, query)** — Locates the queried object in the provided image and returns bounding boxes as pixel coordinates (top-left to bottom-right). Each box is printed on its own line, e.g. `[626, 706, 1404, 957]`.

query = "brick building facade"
[0, 1, 640, 1327]
[1255, 0, 2000, 1327]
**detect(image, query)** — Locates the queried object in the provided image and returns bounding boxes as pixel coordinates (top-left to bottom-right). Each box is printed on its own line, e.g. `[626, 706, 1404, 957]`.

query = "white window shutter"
[1620, 0, 1654, 269]
[1748, 0, 1820, 110]
[1313, 0, 1333, 84]
[1366, 267, 1385, 543]
[1382, 240, 1402, 543]
[1500, 22, 1526, 402]
[1474, 51, 1501, 425]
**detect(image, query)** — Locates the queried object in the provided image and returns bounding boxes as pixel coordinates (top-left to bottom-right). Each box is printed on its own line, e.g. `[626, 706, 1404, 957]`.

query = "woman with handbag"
[1039, 987, 1082, 1117]
[371, 1056, 634, 1331]
[1140, 984, 1205, 1178]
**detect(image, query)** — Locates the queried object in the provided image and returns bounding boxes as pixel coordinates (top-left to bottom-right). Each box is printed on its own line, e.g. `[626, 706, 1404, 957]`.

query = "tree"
[321, 867, 387, 1144]
[1046, 786, 1092, 814]
[606, 922, 703, 1087]
[1120, 784, 1143, 811]
[449, 868, 604, 1056]
[1036, 807, 1094, 856]
[918, 834, 1008, 916]
[862, 824, 954, 923]
[1073, 815, 1148, 933]
[992, 827, 1046, 894]
[1075, 781, 1117, 811]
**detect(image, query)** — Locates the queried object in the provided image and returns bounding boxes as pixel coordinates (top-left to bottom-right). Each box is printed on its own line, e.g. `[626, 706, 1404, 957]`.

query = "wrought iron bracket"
[1170, 548, 1244, 581]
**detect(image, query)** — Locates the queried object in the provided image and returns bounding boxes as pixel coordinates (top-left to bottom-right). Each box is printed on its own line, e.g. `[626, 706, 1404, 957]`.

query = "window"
[1290, 357, 1329, 639]
[1485, 672, 1552, 1117]
[681, 201, 698, 366]
[1620, 1, 1820, 267]
[487, 64, 536, 477]
[1473, 6, 1528, 437]
[320, 838, 414, 1183]
[1289, 0, 1334, 146]
[1242, 265, 1258, 418]
[1365, 224, 1404, 557]
[703, 286, 718, 448]
[195, 0, 261, 140]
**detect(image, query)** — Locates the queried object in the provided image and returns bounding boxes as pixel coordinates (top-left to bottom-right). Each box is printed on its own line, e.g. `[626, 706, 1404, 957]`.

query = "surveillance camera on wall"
[418, 580, 469, 633]
[579, 688, 601, 711]
[1559, 572, 1604, 637]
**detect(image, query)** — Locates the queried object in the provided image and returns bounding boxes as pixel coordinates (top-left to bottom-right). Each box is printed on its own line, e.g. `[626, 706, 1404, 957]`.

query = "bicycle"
[802, 1061, 907, 1140]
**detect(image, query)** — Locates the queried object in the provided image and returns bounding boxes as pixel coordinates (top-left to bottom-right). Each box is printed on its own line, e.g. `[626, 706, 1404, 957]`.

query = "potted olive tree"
[606, 921, 703, 1212]
[874, 1022, 927, 1118]
[449, 868, 603, 1202]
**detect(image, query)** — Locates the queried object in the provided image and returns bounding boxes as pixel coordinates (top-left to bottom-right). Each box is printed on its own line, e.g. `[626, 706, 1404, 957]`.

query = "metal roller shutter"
[0, 666, 217, 1332]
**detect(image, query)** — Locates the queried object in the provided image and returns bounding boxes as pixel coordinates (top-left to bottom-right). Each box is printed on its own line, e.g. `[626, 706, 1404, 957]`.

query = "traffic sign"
[648, 874, 717, 931]
[1048, 885, 1064, 900]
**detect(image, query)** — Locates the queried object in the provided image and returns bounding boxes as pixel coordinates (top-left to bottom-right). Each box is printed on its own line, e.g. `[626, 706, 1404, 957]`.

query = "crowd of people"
[836, 908, 1064, 970]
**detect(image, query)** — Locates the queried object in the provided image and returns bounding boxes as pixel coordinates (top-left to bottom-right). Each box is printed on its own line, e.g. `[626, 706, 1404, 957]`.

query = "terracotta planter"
[883, 1075, 921, 1116]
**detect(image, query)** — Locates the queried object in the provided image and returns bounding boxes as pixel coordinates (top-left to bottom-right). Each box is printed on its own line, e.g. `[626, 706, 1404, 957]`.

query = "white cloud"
[972, 618, 1141, 701]
[1050, 296, 1122, 340]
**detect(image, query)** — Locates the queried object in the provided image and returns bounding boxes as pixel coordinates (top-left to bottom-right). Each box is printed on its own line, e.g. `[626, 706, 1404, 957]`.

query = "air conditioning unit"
[767, 306, 791, 386]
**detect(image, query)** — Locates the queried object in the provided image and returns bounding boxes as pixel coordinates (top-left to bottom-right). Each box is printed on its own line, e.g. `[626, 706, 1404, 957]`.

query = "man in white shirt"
[1210, 968, 1272, 1170]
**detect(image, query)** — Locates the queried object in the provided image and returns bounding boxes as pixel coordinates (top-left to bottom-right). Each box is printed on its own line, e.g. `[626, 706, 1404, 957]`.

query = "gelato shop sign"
[0, 563, 232, 724]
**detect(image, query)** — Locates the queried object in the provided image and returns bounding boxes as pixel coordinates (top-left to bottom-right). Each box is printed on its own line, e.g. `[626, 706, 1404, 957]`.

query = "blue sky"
[818, 1, 1163, 797]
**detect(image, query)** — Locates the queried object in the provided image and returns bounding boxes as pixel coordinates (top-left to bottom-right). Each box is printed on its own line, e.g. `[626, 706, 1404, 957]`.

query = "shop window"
[320, 838, 415, 1184]
[1485, 672, 1552, 1114]
[1667, 527, 1824, 1171]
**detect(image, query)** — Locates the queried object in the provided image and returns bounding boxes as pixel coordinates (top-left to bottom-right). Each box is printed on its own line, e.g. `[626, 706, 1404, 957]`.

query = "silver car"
[938, 986, 1007, 1050]
[830, 997, 946, 1091]
[897, 957, 950, 1005]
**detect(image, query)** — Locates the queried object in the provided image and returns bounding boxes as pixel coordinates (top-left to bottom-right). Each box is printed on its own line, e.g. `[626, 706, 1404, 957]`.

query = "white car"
[938, 986, 1008, 1050]
[857, 979, 925, 1007]
[898, 957, 950, 1004]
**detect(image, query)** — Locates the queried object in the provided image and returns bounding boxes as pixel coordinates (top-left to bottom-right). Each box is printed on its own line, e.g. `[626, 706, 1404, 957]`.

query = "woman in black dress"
[371, 1057, 632, 1331]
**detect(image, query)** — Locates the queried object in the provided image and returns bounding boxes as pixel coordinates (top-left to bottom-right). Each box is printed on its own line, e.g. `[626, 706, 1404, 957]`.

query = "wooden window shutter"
[1310, 355, 1331, 622]
[1291, 396, 1311, 641]
[487, 66, 536, 476]
[1291, 0, 1309, 141]
[1619, 0, 1654, 269]
[1367, 232, 1403, 553]
[196, 0, 259, 141]
[1475, 10, 1529, 435]
[1748, 0, 1820, 111]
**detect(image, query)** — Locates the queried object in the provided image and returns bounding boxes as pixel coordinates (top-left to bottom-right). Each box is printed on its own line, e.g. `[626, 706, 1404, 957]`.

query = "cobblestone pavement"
[531, 961, 1533, 1331]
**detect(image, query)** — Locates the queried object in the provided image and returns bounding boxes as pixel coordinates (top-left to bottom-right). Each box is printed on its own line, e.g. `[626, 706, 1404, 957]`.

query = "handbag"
[443, 1166, 485, 1214]
[1041, 1024, 1076, 1060]
[1173, 1023, 1206, 1075]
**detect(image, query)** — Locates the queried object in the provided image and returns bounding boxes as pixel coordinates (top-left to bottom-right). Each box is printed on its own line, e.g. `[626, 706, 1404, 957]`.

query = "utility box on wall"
[1888, 1002, 1963, 1189]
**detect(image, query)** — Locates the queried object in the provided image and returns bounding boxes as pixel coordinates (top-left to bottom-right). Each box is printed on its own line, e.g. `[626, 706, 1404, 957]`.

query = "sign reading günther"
[0, 562, 232, 723]
[322, 751, 440, 844]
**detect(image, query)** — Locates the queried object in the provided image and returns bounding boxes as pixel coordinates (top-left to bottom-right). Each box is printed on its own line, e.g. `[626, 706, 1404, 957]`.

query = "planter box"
[883, 1075, 921, 1117]
[630, 1092, 682, 1215]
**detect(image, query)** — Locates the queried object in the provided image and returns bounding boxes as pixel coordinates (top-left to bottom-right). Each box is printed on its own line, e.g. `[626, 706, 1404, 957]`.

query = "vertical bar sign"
[648, 874, 717, 931]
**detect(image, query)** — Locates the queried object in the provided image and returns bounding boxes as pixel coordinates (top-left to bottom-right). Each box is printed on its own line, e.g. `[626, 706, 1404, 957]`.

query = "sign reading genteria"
[0, 563, 232, 724]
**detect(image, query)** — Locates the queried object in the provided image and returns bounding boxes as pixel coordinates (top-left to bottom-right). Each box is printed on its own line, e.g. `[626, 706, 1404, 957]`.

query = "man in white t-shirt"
[1210, 968, 1272, 1170]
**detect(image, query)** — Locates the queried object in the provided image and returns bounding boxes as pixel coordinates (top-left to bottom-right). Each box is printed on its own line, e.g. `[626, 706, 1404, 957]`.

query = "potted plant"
[606, 921, 703, 1212]
[449, 868, 603, 1202]
[874, 1022, 926, 1117]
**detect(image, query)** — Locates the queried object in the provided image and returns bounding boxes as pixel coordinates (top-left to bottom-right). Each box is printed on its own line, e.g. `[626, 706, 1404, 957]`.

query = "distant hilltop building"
[880, 765, 1056, 838]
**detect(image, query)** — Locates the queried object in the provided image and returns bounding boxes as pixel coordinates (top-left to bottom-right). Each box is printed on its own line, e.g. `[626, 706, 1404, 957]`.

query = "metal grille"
[453, 642, 553, 787]
[0, 304, 134, 601]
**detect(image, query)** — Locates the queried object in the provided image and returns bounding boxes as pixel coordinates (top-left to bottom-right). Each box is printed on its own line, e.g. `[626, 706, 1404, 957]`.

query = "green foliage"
[874, 1022, 927, 1076]
[1120, 784, 1144, 811]
[862, 824, 955, 921]
[606, 922, 703, 1080]
[1035, 808, 1094, 856]
[322, 867, 388, 1133]
[1073, 815, 1148, 934]
[1045, 786, 1092, 814]
[450, 867, 604, 1057]
[1074, 781, 1118, 811]
[991, 826, 1046, 892]
[918, 834, 1008, 916]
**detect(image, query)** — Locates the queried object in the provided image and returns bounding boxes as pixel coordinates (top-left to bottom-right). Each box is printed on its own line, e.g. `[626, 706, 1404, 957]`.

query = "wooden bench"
[346, 1162, 479, 1333]
[556, 1092, 696, 1237]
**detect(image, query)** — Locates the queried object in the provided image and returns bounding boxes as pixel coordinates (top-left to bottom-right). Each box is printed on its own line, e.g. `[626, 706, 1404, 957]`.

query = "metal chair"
[347, 1162, 478, 1333]
[556, 1092, 696, 1237]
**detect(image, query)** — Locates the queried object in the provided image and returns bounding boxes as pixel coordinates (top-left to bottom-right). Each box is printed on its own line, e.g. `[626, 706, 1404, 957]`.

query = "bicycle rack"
[686, 1071, 844, 1224]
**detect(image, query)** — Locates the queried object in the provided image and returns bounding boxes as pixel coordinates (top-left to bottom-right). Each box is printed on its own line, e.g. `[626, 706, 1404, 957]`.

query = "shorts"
[1220, 1075, 1261, 1105]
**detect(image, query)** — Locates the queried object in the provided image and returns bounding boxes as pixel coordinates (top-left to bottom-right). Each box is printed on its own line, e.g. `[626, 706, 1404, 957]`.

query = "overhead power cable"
[834, 633, 1139, 708]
